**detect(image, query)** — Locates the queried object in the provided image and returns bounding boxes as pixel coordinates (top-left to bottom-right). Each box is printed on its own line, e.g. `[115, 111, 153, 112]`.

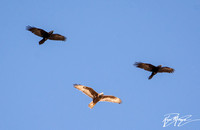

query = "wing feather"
[48, 34, 66, 41]
[134, 62, 155, 72]
[74, 84, 98, 99]
[26, 26, 47, 37]
[158, 67, 174, 73]
[100, 95, 122, 104]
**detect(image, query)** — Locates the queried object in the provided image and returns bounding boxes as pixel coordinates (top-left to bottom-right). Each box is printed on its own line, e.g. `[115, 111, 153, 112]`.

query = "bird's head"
[99, 92, 104, 97]
[49, 30, 54, 35]
[158, 65, 162, 68]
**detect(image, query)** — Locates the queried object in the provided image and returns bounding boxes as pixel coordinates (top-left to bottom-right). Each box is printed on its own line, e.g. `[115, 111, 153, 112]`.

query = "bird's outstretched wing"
[100, 95, 122, 104]
[158, 67, 174, 73]
[26, 26, 48, 37]
[74, 84, 98, 99]
[48, 34, 66, 41]
[134, 62, 155, 72]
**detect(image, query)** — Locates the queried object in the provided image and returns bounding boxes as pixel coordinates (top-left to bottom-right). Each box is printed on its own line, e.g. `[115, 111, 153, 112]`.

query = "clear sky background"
[1, 0, 200, 130]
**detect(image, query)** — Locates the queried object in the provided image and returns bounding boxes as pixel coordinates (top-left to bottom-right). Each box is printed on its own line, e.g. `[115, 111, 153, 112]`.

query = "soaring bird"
[134, 62, 174, 79]
[26, 26, 66, 45]
[74, 84, 122, 109]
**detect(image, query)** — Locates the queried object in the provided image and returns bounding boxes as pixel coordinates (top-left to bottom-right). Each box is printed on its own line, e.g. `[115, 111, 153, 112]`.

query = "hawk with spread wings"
[74, 84, 122, 109]
[26, 26, 66, 45]
[134, 62, 174, 79]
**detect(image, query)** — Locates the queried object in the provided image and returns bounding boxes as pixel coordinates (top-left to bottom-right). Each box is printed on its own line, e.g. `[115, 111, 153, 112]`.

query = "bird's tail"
[39, 38, 47, 45]
[88, 101, 97, 109]
[148, 73, 155, 80]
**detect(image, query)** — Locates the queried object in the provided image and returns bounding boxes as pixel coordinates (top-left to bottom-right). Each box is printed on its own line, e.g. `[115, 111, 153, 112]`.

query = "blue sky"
[1, 0, 200, 129]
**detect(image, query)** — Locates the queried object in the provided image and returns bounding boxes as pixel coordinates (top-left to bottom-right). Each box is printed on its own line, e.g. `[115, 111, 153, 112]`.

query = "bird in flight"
[134, 62, 174, 79]
[26, 26, 66, 45]
[74, 84, 122, 109]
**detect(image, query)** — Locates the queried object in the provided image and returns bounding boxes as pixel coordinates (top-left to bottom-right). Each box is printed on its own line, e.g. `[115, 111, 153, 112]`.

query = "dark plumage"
[134, 62, 174, 79]
[74, 84, 122, 109]
[26, 26, 66, 45]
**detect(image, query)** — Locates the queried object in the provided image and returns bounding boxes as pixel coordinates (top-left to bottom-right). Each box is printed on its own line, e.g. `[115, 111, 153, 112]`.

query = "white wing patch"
[100, 95, 122, 104]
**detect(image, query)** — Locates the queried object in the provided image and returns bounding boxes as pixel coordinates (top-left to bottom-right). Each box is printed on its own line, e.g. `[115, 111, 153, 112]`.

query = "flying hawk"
[74, 84, 122, 109]
[26, 26, 66, 45]
[134, 62, 174, 79]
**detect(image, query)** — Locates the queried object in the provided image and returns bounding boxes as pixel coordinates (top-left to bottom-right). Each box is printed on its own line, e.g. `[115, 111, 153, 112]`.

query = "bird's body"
[26, 26, 66, 45]
[89, 92, 105, 108]
[38, 31, 53, 44]
[74, 84, 122, 109]
[134, 62, 174, 79]
[148, 65, 161, 79]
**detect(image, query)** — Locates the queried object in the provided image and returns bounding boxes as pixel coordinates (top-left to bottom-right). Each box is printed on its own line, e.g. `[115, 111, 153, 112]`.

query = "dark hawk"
[26, 26, 66, 45]
[134, 62, 174, 79]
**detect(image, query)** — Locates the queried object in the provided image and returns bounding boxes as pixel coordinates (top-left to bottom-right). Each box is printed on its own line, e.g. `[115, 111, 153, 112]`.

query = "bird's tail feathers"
[39, 38, 47, 45]
[148, 73, 155, 80]
[88, 101, 97, 109]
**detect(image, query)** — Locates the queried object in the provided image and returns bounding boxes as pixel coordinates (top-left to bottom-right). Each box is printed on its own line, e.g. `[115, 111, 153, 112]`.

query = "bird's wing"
[26, 26, 47, 37]
[100, 95, 122, 104]
[158, 67, 174, 73]
[74, 84, 98, 99]
[134, 62, 155, 72]
[48, 34, 66, 41]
